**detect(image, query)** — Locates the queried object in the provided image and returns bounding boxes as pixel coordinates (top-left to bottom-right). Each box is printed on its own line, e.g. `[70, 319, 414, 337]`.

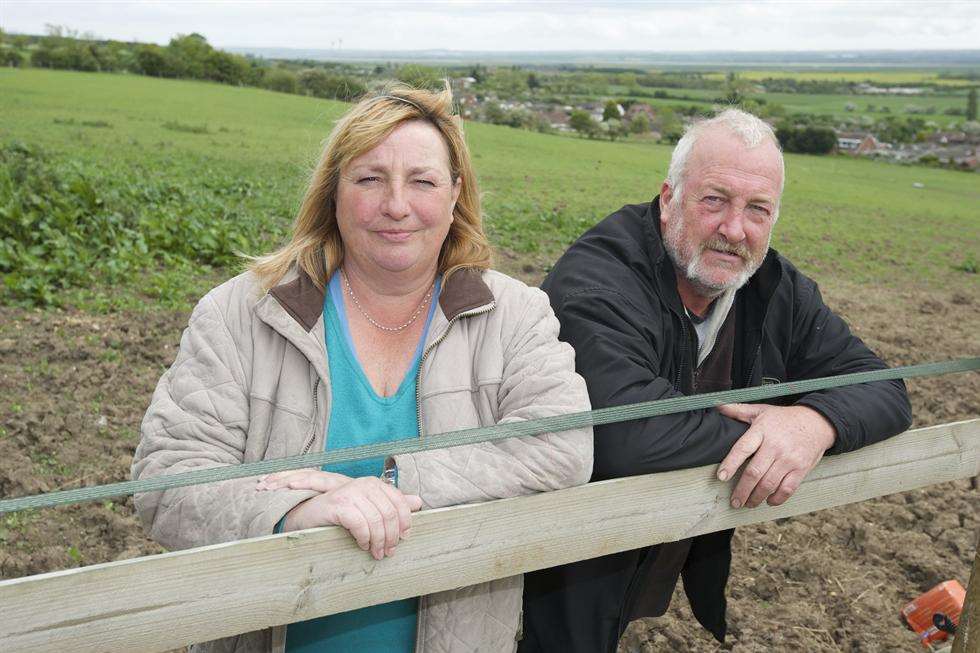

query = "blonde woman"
[132, 85, 593, 653]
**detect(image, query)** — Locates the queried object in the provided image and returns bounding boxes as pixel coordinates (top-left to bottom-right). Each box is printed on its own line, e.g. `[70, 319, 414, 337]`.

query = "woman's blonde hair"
[250, 82, 492, 291]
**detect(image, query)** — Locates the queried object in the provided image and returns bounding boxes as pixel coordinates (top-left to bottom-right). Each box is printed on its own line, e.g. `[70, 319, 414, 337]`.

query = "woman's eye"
[356, 176, 379, 184]
[414, 179, 436, 187]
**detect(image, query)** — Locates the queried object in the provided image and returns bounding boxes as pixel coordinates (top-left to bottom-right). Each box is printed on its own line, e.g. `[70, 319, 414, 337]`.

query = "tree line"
[0, 28, 369, 102]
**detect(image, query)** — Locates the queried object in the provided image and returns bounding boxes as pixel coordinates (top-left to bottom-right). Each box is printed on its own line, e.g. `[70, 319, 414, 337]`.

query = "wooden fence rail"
[1, 419, 978, 652]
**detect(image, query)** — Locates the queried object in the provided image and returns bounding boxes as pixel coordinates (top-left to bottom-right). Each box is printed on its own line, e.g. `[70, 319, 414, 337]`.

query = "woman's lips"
[375, 230, 414, 242]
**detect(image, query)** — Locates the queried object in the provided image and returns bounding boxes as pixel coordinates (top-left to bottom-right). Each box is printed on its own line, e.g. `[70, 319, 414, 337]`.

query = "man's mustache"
[701, 236, 751, 261]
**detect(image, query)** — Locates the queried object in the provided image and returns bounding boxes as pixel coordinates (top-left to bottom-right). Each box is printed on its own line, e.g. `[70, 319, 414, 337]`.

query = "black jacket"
[520, 199, 912, 652]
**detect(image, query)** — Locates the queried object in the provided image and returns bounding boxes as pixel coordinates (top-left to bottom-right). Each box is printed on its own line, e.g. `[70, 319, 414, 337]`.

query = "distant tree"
[468, 65, 486, 84]
[166, 33, 212, 78]
[134, 44, 170, 77]
[629, 112, 650, 134]
[204, 49, 251, 85]
[483, 102, 507, 125]
[569, 109, 598, 138]
[723, 71, 752, 105]
[297, 69, 366, 101]
[396, 64, 441, 90]
[602, 118, 627, 141]
[968, 88, 978, 122]
[527, 72, 540, 91]
[775, 125, 837, 154]
[602, 100, 620, 121]
[262, 68, 299, 94]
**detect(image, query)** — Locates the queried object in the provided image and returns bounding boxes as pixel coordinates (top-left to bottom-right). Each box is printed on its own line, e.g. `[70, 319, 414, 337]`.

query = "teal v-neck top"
[284, 272, 440, 653]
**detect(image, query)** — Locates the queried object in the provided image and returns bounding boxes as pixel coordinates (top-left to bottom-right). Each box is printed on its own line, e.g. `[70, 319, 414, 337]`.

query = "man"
[519, 109, 911, 652]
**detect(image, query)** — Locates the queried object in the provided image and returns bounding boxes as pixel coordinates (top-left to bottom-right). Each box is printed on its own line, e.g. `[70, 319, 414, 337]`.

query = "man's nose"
[717, 206, 747, 243]
[381, 182, 410, 220]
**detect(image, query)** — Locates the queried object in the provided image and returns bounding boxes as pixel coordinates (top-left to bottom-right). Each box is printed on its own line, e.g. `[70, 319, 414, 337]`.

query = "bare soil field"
[1, 271, 977, 652]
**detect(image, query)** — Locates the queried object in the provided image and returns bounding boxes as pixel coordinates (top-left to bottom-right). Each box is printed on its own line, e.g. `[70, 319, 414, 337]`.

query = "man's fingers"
[717, 428, 765, 482]
[744, 463, 788, 508]
[730, 452, 775, 509]
[767, 470, 805, 506]
[717, 403, 765, 424]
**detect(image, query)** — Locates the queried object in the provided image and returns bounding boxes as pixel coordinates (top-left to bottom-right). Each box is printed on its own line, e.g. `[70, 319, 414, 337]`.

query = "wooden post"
[951, 530, 979, 652]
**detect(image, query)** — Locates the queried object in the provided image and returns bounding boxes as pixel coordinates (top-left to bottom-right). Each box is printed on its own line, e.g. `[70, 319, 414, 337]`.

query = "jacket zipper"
[410, 302, 494, 653]
[413, 303, 496, 437]
[300, 378, 320, 456]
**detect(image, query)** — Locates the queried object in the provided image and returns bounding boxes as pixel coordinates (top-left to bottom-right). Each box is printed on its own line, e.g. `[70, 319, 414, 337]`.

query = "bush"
[0, 142, 271, 306]
[775, 125, 838, 154]
[262, 68, 299, 95]
[297, 69, 367, 101]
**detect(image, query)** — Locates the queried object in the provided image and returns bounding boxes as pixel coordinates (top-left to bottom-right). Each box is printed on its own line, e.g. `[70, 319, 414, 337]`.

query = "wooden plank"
[1, 419, 977, 653]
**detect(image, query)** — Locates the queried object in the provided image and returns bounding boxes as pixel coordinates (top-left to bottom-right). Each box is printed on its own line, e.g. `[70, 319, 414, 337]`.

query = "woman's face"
[336, 120, 461, 281]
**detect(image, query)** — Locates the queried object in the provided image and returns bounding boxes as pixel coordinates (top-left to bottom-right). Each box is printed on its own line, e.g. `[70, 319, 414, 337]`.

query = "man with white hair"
[519, 109, 911, 652]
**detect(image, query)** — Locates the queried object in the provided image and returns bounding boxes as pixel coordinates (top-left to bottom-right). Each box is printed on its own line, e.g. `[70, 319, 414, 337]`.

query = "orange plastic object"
[901, 580, 966, 647]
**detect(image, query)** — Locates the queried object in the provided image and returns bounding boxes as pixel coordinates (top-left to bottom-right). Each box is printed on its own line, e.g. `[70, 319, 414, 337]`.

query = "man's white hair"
[666, 108, 785, 219]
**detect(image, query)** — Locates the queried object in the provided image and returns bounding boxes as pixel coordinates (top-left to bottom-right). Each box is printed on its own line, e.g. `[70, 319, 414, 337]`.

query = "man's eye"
[749, 204, 770, 215]
[703, 195, 724, 205]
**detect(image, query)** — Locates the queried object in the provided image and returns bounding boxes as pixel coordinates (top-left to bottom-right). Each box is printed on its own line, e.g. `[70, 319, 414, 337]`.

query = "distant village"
[450, 77, 979, 172]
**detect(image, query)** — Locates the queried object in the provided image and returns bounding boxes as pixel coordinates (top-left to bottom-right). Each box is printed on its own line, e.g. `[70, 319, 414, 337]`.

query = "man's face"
[660, 129, 783, 300]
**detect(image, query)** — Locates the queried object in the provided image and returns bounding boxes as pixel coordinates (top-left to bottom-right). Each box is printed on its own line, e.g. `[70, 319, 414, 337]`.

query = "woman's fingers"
[365, 485, 403, 558]
[288, 477, 424, 559]
[287, 471, 350, 493]
[257, 469, 351, 493]
[378, 483, 416, 536]
[256, 468, 317, 491]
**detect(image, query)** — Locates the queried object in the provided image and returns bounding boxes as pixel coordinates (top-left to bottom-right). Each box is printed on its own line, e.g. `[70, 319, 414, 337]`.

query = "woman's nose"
[381, 183, 411, 220]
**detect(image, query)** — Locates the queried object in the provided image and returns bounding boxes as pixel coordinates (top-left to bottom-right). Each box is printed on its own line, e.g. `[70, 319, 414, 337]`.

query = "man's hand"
[715, 403, 836, 509]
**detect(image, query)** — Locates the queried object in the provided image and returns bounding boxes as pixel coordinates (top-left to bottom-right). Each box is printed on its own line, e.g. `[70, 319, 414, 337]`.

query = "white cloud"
[1, 0, 978, 51]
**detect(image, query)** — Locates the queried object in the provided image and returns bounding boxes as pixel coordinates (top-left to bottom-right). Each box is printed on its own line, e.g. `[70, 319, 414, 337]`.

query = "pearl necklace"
[341, 269, 435, 333]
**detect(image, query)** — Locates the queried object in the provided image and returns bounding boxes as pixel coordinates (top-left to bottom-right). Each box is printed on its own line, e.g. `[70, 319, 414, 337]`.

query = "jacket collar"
[268, 266, 495, 333]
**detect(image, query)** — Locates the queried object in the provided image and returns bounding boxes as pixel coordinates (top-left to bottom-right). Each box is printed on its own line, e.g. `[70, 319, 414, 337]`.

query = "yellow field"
[702, 70, 975, 86]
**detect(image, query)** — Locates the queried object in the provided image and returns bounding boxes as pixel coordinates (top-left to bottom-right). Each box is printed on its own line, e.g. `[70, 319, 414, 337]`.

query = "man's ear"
[659, 182, 672, 225]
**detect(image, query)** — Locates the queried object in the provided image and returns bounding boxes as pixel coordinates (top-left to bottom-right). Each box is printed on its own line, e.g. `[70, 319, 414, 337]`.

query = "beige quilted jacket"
[132, 267, 593, 652]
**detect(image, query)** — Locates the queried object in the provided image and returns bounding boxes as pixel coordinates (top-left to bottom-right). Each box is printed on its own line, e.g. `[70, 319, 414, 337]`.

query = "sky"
[2, 1, 979, 52]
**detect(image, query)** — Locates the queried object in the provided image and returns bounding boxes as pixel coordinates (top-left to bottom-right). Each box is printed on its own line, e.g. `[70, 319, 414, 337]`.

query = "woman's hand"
[256, 468, 351, 493]
[280, 477, 424, 560]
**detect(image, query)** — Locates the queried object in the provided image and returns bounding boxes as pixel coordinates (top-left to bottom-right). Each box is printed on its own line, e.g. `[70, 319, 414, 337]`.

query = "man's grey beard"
[662, 211, 769, 299]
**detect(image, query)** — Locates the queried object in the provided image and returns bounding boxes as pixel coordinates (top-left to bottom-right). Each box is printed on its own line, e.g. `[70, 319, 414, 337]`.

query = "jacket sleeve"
[555, 288, 750, 481]
[131, 292, 316, 550]
[789, 277, 912, 454]
[391, 287, 593, 509]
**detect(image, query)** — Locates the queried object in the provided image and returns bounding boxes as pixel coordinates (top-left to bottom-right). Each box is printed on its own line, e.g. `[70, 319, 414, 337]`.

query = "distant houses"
[836, 132, 880, 155]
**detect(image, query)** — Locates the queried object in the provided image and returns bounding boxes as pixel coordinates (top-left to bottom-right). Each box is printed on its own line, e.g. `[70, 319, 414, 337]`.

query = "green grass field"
[1, 68, 977, 310]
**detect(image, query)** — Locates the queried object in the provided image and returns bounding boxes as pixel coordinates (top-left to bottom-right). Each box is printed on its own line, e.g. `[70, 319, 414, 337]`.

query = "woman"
[132, 84, 593, 653]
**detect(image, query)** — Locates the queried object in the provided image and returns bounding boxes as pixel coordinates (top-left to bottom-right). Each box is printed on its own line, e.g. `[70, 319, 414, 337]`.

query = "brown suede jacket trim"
[268, 267, 495, 333]
[268, 269, 325, 332]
